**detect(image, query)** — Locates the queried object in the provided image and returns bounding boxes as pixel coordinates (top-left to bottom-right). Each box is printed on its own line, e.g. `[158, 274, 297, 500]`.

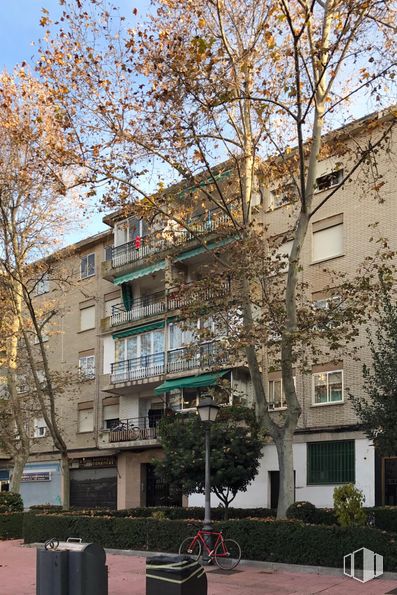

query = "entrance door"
[384, 458, 397, 505]
[269, 471, 296, 510]
[146, 464, 182, 507]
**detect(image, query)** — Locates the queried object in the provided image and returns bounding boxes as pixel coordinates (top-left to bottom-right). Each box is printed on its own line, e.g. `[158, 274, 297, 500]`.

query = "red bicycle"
[178, 523, 241, 570]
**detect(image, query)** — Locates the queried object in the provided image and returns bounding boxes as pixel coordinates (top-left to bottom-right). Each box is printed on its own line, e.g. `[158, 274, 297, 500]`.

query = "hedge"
[0, 513, 24, 539]
[23, 514, 397, 571]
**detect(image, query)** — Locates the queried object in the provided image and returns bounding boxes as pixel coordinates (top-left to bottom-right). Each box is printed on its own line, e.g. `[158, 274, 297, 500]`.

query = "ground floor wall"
[188, 431, 375, 509]
[20, 462, 62, 508]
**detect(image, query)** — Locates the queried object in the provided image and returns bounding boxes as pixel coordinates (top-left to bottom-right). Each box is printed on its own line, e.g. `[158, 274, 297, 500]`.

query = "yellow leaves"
[264, 31, 276, 50]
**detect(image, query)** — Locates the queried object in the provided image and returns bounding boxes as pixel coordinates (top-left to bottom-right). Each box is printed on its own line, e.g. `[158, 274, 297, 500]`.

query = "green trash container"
[36, 537, 108, 595]
[146, 554, 207, 595]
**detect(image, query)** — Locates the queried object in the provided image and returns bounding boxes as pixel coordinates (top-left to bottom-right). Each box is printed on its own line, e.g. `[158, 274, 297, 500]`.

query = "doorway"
[145, 464, 182, 507]
[269, 470, 296, 509]
[384, 458, 397, 505]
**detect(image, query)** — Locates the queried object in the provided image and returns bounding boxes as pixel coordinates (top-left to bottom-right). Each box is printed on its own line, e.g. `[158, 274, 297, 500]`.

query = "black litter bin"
[146, 554, 207, 595]
[36, 537, 108, 595]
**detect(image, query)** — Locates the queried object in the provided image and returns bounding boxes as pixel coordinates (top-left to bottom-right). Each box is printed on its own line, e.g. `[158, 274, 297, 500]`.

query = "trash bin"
[146, 554, 207, 595]
[36, 537, 108, 595]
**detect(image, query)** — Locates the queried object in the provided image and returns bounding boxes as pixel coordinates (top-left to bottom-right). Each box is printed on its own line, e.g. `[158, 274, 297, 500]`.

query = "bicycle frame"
[190, 529, 224, 557]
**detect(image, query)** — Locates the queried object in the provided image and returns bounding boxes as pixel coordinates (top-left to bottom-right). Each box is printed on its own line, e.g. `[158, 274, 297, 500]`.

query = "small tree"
[333, 484, 366, 527]
[155, 406, 262, 518]
[350, 280, 397, 455]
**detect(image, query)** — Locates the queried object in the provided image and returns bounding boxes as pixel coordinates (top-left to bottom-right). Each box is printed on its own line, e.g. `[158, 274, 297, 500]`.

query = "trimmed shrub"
[286, 501, 316, 523]
[334, 484, 366, 527]
[29, 504, 63, 512]
[0, 513, 24, 539]
[0, 492, 23, 513]
[22, 514, 397, 571]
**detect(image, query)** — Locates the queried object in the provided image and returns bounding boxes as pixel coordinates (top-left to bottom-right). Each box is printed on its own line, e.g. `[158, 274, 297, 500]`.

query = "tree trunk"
[274, 431, 294, 518]
[60, 453, 70, 511]
[10, 453, 29, 494]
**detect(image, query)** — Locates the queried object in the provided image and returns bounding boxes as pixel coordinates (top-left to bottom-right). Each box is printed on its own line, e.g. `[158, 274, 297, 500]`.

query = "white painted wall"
[103, 336, 114, 374]
[188, 438, 375, 509]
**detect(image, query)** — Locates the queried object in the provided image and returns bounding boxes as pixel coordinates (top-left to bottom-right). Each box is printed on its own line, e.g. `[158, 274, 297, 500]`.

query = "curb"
[24, 542, 397, 581]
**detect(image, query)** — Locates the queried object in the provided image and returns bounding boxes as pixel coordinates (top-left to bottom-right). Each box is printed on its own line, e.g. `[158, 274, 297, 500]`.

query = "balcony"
[108, 414, 163, 443]
[109, 279, 231, 328]
[111, 291, 166, 327]
[110, 342, 227, 384]
[110, 208, 234, 270]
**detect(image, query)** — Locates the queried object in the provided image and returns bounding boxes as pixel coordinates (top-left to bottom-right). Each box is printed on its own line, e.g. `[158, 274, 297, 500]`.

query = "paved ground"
[1, 540, 397, 594]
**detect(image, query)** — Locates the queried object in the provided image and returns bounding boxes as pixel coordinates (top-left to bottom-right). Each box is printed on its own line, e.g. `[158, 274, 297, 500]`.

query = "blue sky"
[0, 1, 150, 246]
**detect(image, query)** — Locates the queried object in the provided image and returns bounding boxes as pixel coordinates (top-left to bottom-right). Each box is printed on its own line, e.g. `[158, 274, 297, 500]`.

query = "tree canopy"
[154, 406, 262, 515]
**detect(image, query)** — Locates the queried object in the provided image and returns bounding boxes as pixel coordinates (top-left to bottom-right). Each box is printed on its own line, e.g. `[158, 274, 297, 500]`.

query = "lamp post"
[197, 397, 220, 562]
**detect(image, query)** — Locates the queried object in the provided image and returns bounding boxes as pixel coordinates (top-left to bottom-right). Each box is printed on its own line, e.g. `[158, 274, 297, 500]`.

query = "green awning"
[112, 320, 165, 339]
[175, 237, 237, 262]
[154, 370, 229, 394]
[114, 261, 166, 285]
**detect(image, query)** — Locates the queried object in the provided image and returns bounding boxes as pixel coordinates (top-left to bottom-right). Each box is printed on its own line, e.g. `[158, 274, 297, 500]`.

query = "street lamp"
[197, 397, 220, 560]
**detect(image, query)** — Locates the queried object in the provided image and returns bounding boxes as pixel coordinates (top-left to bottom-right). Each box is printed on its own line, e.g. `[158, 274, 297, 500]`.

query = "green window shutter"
[112, 320, 165, 339]
[307, 440, 355, 485]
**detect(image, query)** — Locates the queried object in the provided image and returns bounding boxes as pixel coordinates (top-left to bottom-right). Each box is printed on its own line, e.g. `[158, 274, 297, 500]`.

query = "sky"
[0, 0, 150, 246]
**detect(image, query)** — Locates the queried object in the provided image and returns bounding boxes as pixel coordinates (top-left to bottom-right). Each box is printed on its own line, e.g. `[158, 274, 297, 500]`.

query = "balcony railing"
[110, 279, 231, 327]
[111, 291, 166, 326]
[110, 342, 226, 384]
[111, 208, 235, 269]
[108, 414, 163, 443]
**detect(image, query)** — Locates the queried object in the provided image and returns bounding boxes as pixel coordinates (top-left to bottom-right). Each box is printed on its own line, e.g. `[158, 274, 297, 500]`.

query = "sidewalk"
[1, 540, 396, 595]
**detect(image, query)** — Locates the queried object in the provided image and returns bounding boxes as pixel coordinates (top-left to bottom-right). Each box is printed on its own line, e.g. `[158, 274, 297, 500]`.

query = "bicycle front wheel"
[178, 537, 202, 561]
[214, 538, 241, 570]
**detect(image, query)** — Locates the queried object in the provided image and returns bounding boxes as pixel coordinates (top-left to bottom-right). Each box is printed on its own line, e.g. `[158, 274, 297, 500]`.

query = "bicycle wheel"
[178, 537, 202, 560]
[214, 538, 241, 570]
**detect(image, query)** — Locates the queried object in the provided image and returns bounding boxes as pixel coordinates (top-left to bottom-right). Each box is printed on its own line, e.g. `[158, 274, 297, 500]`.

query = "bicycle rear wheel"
[214, 538, 241, 570]
[178, 537, 202, 561]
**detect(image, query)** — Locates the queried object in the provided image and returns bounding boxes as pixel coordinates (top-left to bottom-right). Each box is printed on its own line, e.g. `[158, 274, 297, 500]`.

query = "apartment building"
[0, 108, 396, 510]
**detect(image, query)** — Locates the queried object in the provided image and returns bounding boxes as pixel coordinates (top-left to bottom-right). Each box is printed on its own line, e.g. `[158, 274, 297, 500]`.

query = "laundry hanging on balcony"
[121, 283, 134, 311]
[154, 370, 229, 394]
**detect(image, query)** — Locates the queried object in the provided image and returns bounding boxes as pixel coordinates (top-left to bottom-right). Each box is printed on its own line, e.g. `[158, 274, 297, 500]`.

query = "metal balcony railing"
[111, 207, 235, 269]
[108, 414, 163, 443]
[110, 342, 226, 384]
[111, 291, 166, 326]
[110, 279, 231, 327]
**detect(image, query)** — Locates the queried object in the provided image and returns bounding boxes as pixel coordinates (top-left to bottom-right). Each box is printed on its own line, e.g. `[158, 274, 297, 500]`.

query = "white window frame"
[315, 169, 344, 193]
[79, 355, 96, 379]
[115, 329, 165, 363]
[80, 253, 96, 279]
[33, 417, 47, 438]
[312, 369, 344, 406]
[268, 377, 296, 410]
[80, 305, 96, 331]
[78, 408, 94, 433]
[312, 223, 343, 263]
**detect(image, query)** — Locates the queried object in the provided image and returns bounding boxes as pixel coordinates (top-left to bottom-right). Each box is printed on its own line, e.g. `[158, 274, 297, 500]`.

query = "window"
[312, 215, 343, 262]
[307, 440, 354, 484]
[33, 417, 47, 438]
[79, 355, 96, 379]
[103, 404, 119, 429]
[16, 375, 28, 394]
[272, 240, 293, 273]
[104, 245, 113, 261]
[34, 274, 49, 296]
[316, 169, 344, 192]
[313, 370, 343, 404]
[78, 408, 94, 432]
[105, 297, 120, 318]
[268, 377, 296, 410]
[269, 182, 299, 209]
[80, 253, 95, 279]
[115, 329, 164, 363]
[114, 218, 148, 247]
[80, 305, 96, 331]
[168, 388, 199, 411]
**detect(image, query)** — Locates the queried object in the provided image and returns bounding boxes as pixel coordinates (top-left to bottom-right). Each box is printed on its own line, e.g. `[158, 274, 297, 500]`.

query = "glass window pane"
[329, 371, 343, 401]
[314, 373, 327, 403]
[126, 336, 137, 359]
[152, 330, 164, 354]
[88, 253, 95, 276]
[140, 333, 151, 356]
[115, 340, 125, 362]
